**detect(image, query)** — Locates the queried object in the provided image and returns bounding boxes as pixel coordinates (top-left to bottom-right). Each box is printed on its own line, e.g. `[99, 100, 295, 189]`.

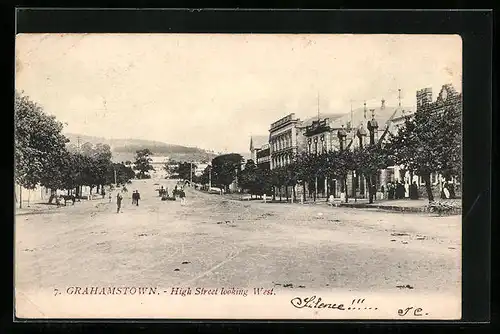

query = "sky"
[15, 34, 462, 153]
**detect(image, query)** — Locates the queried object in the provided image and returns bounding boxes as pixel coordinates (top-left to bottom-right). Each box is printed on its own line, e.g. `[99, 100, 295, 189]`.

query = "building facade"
[249, 135, 269, 163]
[298, 102, 412, 200]
[269, 113, 303, 170]
[255, 143, 271, 170]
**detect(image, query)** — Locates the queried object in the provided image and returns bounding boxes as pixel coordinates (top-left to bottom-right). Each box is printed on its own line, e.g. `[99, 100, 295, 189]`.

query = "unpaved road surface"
[15, 178, 461, 296]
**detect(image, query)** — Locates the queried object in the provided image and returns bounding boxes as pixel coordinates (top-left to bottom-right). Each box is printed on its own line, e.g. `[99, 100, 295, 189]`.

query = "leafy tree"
[15, 91, 69, 207]
[351, 145, 390, 203]
[386, 100, 462, 202]
[239, 160, 259, 197]
[107, 162, 135, 185]
[197, 165, 211, 185]
[325, 149, 354, 203]
[295, 152, 316, 202]
[211, 153, 243, 192]
[174, 162, 196, 181]
[284, 162, 299, 201]
[269, 167, 287, 201]
[133, 149, 155, 179]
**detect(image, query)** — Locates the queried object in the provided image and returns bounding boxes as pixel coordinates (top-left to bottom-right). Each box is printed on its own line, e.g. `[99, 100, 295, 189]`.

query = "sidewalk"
[338, 198, 462, 215]
[15, 196, 109, 216]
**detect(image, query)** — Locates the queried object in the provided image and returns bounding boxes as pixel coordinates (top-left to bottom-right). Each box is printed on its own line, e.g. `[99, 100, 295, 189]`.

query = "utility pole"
[190, 161, 193, 185]
[209, 165, 212, 189]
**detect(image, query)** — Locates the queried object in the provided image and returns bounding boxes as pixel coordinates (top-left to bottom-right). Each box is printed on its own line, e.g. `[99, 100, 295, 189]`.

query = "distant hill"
[63, 133, 219, 163]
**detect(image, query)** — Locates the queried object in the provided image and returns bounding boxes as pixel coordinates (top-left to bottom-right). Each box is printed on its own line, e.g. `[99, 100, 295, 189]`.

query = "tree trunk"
[326, 177, 330, 201]
[422, 172, 434, 203]
[360, 173, 365, 198]
[272, 186, 276, 201]
[314, 177, 317, 201]
[344, 176, 349, 203]
[279, 186, 282, 201]
[48, 189, 56, 204]
[293, 184, 296, 202]
[367, 175, 373, 204]
[302, 182, 306, 202]
[285, 185, 289, 202]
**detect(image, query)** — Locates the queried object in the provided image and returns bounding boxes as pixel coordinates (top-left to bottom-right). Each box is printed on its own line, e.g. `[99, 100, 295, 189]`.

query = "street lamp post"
[367, 109, 379, 204]
[208, 165, 212, 189]
[190, 161, 193, 186]
[337, 125, 348, 203]
[357, 124, 368, 198]
[353, 170, 357, 203]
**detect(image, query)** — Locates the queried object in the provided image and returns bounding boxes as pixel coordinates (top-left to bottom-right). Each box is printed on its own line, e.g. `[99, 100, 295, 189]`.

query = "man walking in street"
[116, 192, 123, 213]
[136, 190, 141, 206]
[179, 188, 186, 205]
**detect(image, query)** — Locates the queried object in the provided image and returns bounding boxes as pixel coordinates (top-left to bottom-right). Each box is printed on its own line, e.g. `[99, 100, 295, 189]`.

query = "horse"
[60, 195, 76, 206]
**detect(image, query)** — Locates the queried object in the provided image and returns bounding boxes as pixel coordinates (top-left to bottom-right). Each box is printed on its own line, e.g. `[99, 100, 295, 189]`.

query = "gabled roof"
[331, 105, 414, 130]
[250, 135, 269, 151]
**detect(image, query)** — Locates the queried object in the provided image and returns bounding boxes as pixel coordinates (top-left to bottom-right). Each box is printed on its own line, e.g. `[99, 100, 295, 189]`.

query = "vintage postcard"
[15, 33, 462, 320]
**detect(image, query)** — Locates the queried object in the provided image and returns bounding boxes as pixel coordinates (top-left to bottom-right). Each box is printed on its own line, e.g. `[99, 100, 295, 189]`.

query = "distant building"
[147, 156, 170, 178]
[195, 163, 209, 177]
[249, 135, 270, 170]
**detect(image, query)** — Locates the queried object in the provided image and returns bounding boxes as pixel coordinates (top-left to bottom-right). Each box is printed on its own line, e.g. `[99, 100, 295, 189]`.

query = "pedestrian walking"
[108, 192, 112, 203]
[369, 184, 376, 204]
[136, 190, 141, 206]
[116, 192, 123, 213]
[132, 191, 137, 205]
[179, 188, 186, 205]
[410, 181, 419, 200]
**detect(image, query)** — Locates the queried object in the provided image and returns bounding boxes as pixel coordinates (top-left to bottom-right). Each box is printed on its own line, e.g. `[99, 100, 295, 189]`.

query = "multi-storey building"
[255, 143, 271, 170]
[269, 113, 303, 170]
[301, 113, 345, 155]
[249, 135, 269, 163]
[299, 101, 412, 200]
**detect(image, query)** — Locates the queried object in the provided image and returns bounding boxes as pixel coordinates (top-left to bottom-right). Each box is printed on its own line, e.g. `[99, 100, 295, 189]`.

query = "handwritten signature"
[291, 296, 345, 309]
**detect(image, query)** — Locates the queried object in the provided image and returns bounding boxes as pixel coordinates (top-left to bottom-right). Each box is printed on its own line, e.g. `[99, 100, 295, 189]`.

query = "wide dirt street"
[15, 178, 461, 296]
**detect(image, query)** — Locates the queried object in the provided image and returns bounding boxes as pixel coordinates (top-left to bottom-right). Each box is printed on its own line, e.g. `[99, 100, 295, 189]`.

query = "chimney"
[381, 99, 386, 109]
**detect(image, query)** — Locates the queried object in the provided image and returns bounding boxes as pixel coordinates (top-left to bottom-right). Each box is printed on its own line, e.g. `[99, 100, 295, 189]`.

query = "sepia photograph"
[15, 33, 462, 319]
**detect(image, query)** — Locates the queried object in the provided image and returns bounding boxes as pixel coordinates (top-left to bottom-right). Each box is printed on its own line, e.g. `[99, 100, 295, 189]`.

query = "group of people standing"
[113, 184, 188, 213]
[114, 189, 140, 213]
[159, 185, 186, 204]
[384, 181, 419, 200]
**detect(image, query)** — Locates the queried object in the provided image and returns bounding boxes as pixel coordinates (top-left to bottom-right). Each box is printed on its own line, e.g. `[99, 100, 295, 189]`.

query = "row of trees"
[15, 92, 135, 207]
[237, 100, 461, 204]
[238, 145, 389, 203]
